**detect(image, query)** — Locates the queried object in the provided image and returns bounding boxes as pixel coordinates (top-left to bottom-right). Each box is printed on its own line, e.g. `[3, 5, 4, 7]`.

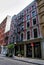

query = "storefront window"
[26, 44, 32, 57]
[34, 42, 41, 58]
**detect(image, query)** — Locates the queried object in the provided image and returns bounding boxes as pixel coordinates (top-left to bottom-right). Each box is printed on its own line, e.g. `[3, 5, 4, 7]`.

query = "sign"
[31, 43, 34, 47]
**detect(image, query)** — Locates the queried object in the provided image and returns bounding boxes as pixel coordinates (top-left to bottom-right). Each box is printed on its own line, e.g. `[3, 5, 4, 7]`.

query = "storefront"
[26, 44, 32, 57]
[34, 42, 41, 58]
[26, 42, 41, 58]
[15, 44, 24, 56]
[14, 41, 41, 58]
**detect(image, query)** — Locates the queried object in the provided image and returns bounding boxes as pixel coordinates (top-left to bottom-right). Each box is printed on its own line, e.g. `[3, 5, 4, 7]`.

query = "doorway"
[34, 42, 41, 58]
[26, 44, 32, 57]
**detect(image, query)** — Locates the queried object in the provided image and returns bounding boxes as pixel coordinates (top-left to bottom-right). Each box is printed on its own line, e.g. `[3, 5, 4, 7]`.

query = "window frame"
[32, 17, 37, 26]
[33, 27, 38, 38]
[32, 10, 36, 17]
[26, 20, 30, 29]
[32, 4, 36, 10]
[26, 14, 30, 21]
[20, 32, 24, 41]
[27, 30, 30, 40]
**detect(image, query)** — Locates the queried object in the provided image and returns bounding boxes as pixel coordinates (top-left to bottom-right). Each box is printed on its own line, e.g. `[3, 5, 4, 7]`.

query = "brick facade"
[0, 17, 7, 46]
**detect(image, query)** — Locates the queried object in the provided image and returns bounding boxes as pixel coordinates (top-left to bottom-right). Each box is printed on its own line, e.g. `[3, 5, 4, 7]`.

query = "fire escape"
[15, 13, 24, 42]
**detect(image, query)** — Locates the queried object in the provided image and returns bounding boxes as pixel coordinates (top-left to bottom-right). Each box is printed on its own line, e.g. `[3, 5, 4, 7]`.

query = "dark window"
[27, 9, 29, 13]
[27, 22, 30, 28]
[33, 18, 36, 25]
[21, 33, 23, 41]
[33, 28, 38, 38]
[27, 31, 30, 39]
[27, 15, 30, 20]
[20, 25, 24, 31]
[13, 37, 15, 43]
[32, 5, 35, 10]
[32, 11, 36, 17]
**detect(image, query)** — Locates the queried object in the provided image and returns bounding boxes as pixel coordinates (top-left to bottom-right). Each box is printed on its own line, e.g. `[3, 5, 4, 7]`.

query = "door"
[34, 42, 41, 58]
[26, 44, 32, 57]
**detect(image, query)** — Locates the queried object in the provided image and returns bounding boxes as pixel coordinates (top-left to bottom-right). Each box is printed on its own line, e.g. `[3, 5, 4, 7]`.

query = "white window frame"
[32, 27, 39, 39]
[32, 16, 37, 26]
[26, 14, 30, 21]
[26, 30, 31, 40]
[26, 20, 30, 29]
[32, 4, 36, 10]
[31, 9, 36, 18]
[20, 32, 24, 41]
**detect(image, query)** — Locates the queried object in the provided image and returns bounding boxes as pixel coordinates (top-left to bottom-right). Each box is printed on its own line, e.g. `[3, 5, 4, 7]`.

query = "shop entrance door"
[26, 44, 32, 57]
[34, 42, 41, 58]
[20, 45, 24, 56]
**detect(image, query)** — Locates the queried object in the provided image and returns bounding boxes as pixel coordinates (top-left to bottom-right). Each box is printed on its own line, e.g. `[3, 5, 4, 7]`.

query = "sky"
[0, 0, 34, 23]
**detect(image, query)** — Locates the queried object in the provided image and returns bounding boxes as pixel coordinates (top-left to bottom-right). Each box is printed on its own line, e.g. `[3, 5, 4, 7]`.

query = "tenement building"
[0, 17, 7, 53]
[8, 0, 44, 59]
[0, 16, 11, 54]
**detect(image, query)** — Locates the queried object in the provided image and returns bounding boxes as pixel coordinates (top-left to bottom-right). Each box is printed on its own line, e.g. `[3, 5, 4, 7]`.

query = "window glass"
[33, 18, 36, 25]
[27, 22, 30, 28]
[27, 15, 30, 20]
[21, 33, 23, 41]
[26, 9, 29, 13]
[27, 31, 30, 39]
[33, 28, 38, 38]
[32, 5, 35, 10]
[32, 11, 36, 17]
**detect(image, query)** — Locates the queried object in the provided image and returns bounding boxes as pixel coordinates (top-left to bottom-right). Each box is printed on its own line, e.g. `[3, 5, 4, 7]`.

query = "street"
[0, 55, 38, 65]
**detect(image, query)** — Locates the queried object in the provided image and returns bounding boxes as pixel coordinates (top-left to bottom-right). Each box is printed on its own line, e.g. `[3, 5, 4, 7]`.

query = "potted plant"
[21, 50, 24, 56]
[6, 43, 14, 57]
[16, 50, 21, 57]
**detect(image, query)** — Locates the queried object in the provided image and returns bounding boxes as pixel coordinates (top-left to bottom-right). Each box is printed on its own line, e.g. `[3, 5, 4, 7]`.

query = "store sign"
[31, 43, 34, 46]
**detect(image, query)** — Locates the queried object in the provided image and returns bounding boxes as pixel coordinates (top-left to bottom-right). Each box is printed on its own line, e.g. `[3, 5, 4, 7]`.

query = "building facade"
[4, 31, 10, 46]
[8, 15, 16, 44]
[0, 17, 7, 46]
[8, 0, 44, 59]
[0, 17, 7, 53]
[35, 0, 44, 59]
[0, 16, 11, 54]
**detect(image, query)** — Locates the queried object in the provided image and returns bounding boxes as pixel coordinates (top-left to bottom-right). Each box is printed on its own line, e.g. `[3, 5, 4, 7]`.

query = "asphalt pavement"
[0, 54, 44, 65]
[0, 55, 36, 65]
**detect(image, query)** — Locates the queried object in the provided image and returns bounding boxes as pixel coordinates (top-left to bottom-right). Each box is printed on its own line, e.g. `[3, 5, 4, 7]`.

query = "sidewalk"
[0, 54, 44, 65]
[13, 56, 44, 65]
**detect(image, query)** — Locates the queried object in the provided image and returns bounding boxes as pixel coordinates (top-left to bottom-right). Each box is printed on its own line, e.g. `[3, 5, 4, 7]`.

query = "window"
[22, 26, 24, 30]
[27, 31, 30, 39]
[13, 37, 15, 43]
[21, 33, 23, 41]
[26, 9, 29, 13]
[32, 11, 36, 17]
[27, 15, 30, 20]
[33, 28, 38, 38]
[20, 26, 24, 31]
[33, 18, 36, 25]
[20, 24, 24, 31]
[32, 5, 35, 10]
[27, 22, 30, 28]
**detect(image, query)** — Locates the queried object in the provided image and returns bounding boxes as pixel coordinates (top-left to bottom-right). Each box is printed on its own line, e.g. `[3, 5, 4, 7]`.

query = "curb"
[13, 58, 43, 65]
[2, 56, 44, 65]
